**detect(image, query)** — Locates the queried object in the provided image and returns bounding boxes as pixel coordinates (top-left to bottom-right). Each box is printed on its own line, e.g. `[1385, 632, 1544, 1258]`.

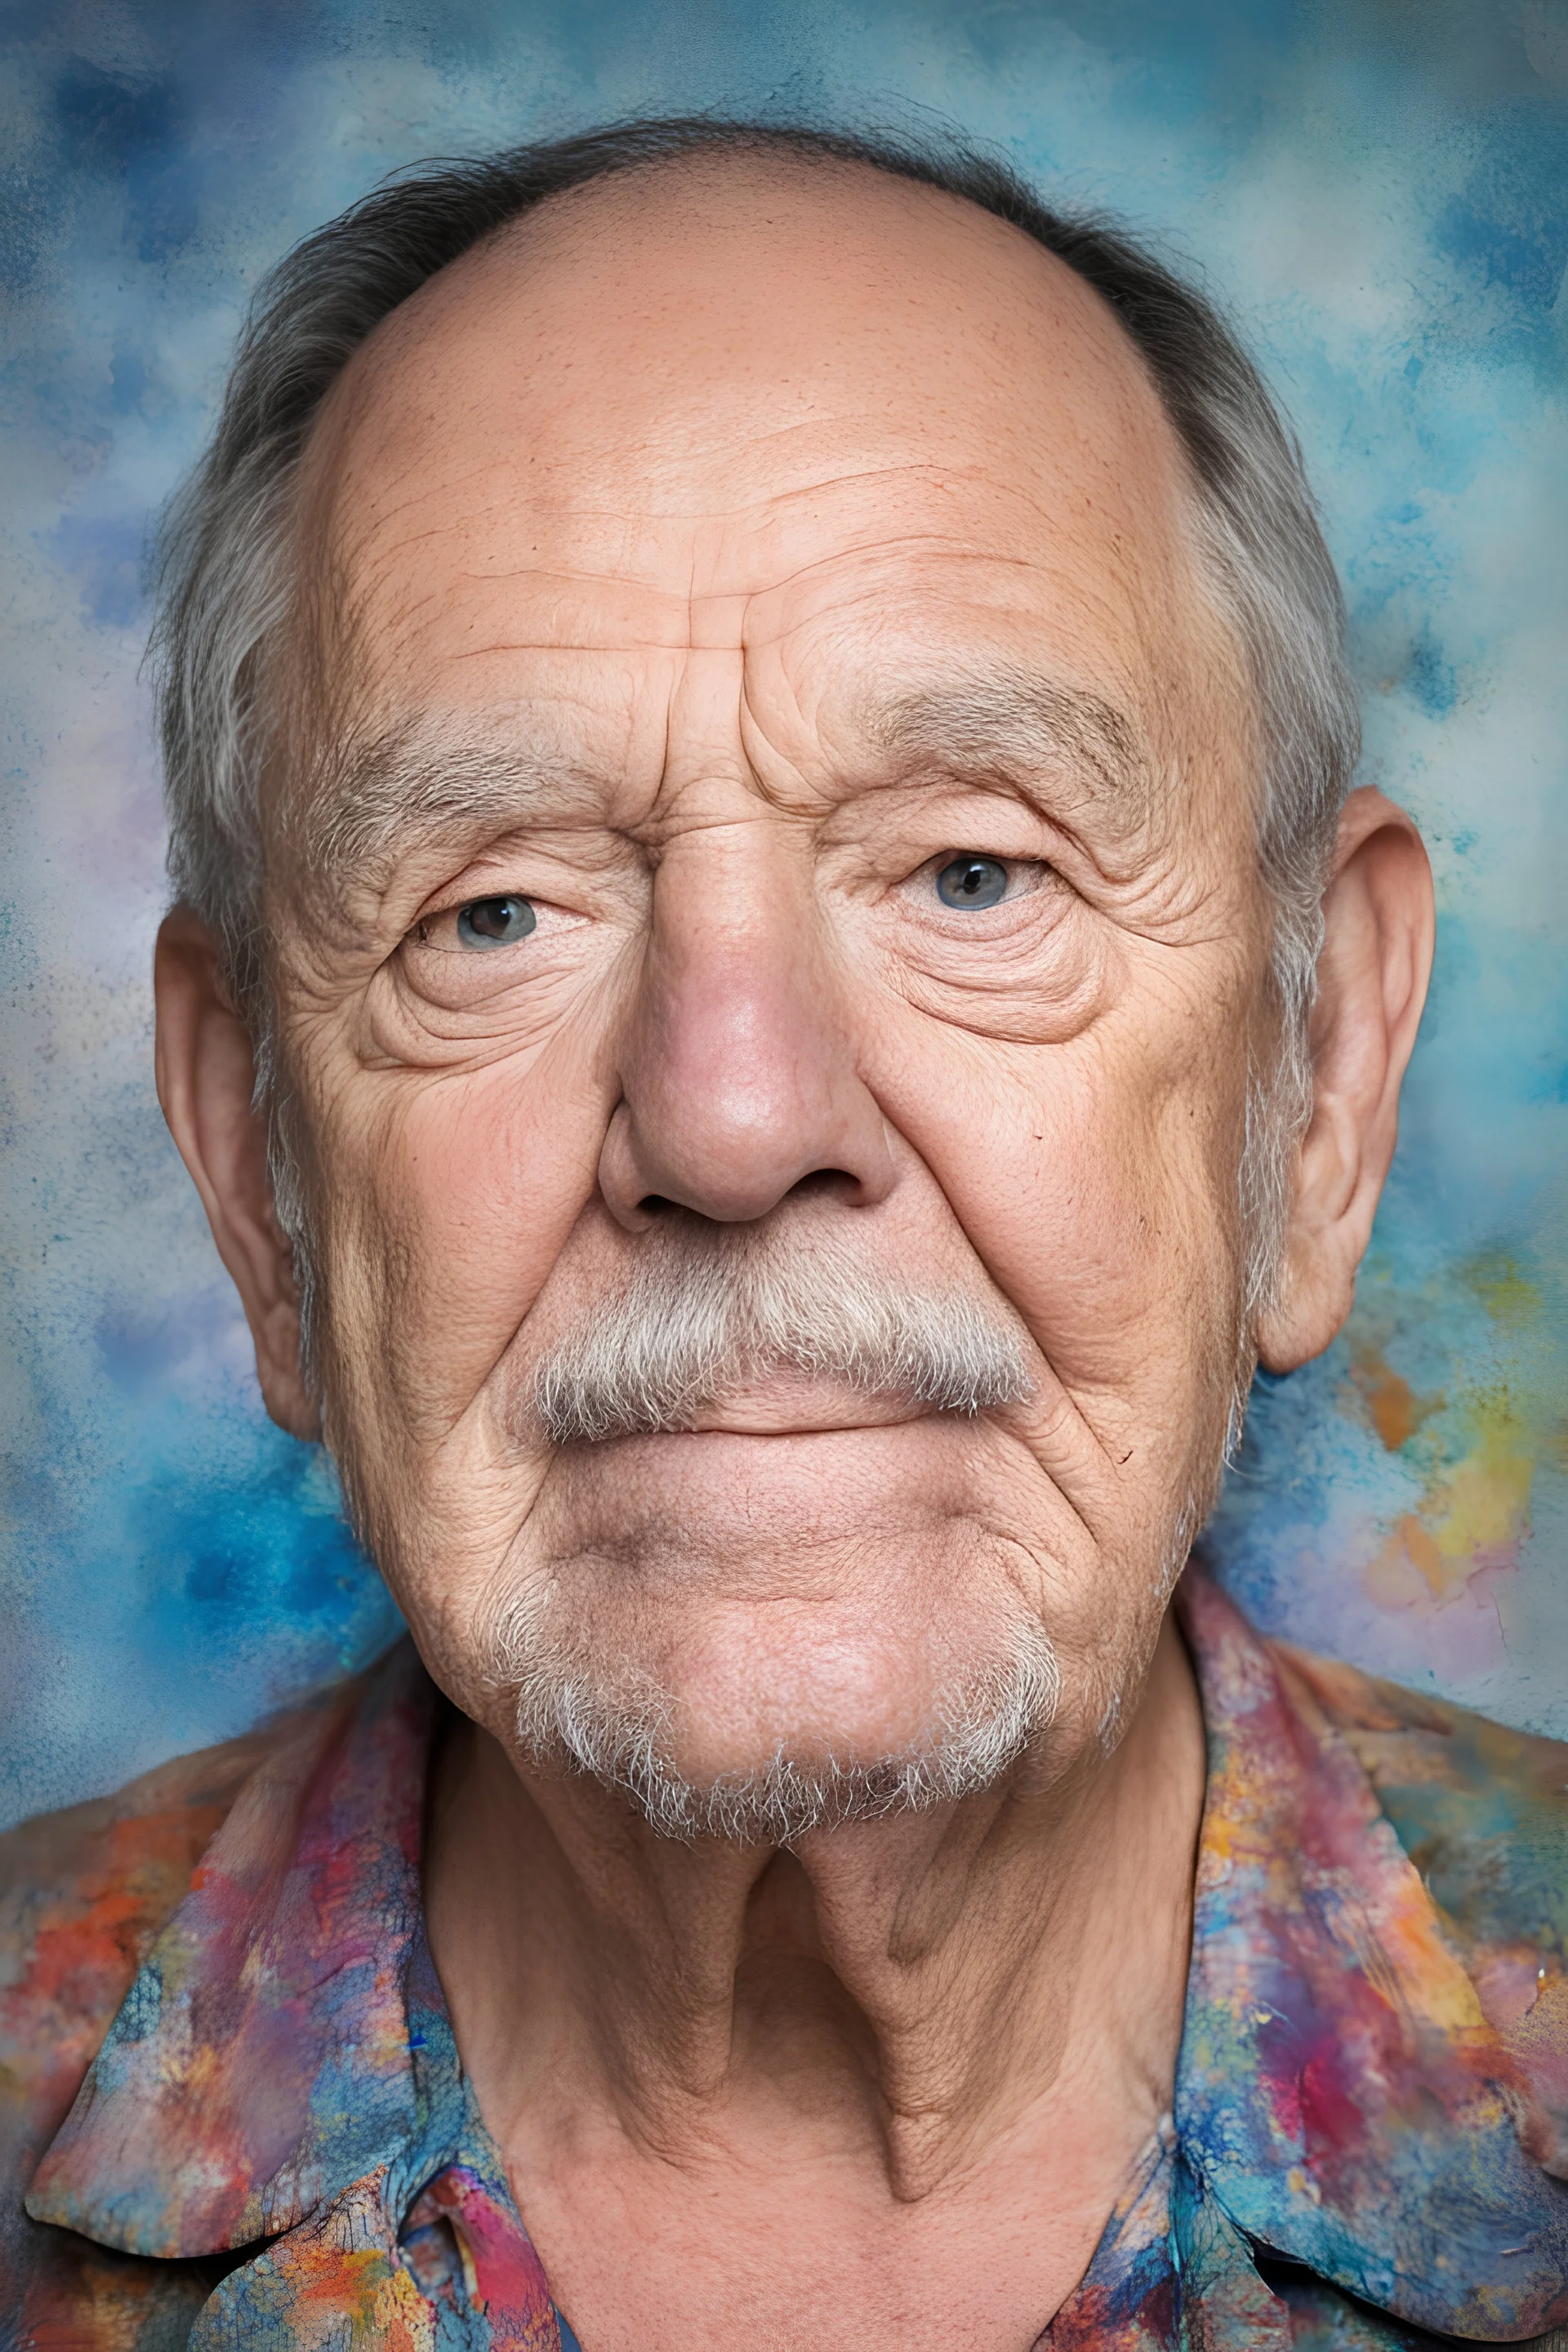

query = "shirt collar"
[28, 1642, 450, 2256]
[1175, 1569, 1568, 2340]
[28, 1578, 1568, 2338]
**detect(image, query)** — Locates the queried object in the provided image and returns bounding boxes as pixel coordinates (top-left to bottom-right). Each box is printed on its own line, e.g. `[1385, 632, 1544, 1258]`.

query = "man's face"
[265, 160, 1268, 1815]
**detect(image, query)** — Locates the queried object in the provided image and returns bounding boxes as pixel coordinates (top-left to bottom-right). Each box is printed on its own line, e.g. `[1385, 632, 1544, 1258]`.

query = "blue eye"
[936, 856, 1009, 910]
[456, 895, 537, 950]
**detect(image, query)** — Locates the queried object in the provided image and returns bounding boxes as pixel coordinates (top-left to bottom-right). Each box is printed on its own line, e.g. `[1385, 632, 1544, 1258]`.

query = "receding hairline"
[317, 136, 1153, 438]
[292, 129, 1189, 630]
[275, 136, 1222, 871]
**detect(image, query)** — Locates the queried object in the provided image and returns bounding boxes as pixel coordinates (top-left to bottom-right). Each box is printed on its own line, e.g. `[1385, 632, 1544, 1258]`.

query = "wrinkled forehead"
[280, 156, 1243, 835]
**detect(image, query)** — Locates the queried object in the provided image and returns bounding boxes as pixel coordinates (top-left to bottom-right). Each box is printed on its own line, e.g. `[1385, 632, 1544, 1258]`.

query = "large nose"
[598, 823, 895, 1227]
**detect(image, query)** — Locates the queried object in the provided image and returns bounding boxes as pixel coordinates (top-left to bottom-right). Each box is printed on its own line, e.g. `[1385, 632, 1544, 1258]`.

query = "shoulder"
[1274, 1637, 1568, 2175]
[0, 1708, 327, 2188]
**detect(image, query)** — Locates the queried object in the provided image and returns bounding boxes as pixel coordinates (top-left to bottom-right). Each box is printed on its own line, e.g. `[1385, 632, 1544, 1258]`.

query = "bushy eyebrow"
[863, 671, 1152, 827]
[291, 669, 1151, 928]
[293, 715, 590, 923]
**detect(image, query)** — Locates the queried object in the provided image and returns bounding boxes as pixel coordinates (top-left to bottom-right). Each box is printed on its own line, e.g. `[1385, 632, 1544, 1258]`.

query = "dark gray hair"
[150, 115, 1361, 1341]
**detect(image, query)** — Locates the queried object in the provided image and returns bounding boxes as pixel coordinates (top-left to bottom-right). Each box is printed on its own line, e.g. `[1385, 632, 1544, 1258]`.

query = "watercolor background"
[2, 0, 1566, 1827]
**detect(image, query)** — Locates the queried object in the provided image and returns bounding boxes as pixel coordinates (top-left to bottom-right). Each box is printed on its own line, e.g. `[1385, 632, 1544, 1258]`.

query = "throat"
[422, 1612, 1205, 2201]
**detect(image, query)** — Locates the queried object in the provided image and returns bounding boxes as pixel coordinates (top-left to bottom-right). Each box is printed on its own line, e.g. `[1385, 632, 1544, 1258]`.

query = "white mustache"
[531, 1218, 1036, 1446]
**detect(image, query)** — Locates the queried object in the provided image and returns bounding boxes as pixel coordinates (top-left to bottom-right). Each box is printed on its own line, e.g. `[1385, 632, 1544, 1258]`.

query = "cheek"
[865, 1004, 1247, 1395]
[321, 1026, 617, 1430]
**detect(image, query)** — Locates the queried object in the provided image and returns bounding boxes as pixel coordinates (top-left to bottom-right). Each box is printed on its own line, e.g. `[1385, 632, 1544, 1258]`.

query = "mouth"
[530, 1317, 1035, 1449]
[679, 1375, 935, 1437]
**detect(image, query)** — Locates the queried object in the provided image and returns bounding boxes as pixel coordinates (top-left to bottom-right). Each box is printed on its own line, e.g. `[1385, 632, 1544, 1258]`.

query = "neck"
[424, 1611, 1206, 2207]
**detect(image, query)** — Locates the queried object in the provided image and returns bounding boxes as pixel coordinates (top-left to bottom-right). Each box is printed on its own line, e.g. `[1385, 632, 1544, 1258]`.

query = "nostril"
[788, 1169, 862, 1205]
[638, 1194, 677, 1217]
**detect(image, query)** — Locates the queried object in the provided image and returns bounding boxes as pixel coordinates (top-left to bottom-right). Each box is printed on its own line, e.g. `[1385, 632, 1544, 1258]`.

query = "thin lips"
[679, 1377, 938, 1435]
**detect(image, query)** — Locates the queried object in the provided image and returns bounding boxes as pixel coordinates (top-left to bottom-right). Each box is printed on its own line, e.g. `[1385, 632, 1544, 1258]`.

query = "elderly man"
[2, 117, 1565, 2351]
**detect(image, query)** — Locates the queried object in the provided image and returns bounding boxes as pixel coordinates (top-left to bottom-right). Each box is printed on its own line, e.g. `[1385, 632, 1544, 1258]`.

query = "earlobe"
[1255, 788, 1434, 1375]
[154, 909, 321, 1440]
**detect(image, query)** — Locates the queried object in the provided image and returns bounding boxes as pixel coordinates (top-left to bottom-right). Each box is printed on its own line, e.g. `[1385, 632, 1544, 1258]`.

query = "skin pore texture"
[154, 156, 1434, 2349]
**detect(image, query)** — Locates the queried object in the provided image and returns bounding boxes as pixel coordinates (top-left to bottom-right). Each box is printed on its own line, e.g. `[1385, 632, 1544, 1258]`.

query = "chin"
[480, 1482, 1066, 1844]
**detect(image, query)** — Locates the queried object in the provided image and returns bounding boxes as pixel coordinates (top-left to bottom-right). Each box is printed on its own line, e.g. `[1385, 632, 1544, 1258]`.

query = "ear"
[1255, 786, 1435, 1374]
[154, 907, 321, 1439]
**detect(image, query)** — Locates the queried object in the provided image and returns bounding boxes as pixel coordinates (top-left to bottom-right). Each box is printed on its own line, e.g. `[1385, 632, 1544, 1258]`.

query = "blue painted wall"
[3, 0, 1565, 1826]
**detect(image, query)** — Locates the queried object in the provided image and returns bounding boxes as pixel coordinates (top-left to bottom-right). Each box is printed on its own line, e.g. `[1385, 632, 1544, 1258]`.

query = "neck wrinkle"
[424, 1610, 1205, 2203]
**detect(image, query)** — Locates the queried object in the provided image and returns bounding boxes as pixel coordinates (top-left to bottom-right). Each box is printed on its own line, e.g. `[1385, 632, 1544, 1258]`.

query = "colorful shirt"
[3, 1571, 1567, 2348]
